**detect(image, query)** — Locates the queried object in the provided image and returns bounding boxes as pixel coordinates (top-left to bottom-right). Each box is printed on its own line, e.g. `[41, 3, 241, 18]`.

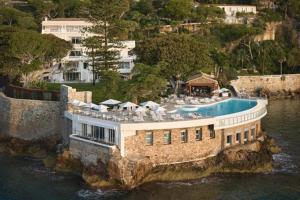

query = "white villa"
[215, 4, 257, 24]
[41, 18, 136, 82]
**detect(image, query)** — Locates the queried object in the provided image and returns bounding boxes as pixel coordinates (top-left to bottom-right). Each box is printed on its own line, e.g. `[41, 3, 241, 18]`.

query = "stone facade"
[231, 74, 300, 95]
[69, 137, 116, 166]
[124, 120, 261, 165]
[0, 92, 62, 140]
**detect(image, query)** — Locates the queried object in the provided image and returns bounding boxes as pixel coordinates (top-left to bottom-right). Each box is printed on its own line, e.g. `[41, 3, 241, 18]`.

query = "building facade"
[215, 4, 257, 24]
[41, 18, 136, 82]
[62, 86, 268, 166]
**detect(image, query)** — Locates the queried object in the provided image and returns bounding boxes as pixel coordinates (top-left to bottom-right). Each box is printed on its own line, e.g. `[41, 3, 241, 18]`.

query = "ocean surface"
[0, 99, 299, 200]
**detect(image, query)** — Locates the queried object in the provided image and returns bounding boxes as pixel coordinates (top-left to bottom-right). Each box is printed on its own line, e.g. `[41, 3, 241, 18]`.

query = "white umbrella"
[212, 89, 221, 94]
[135, 106, 147, 116]
[155, 107, 166, 115]
[71, 99, 81, 106]
[83, 103, 98, 109]
[98, 104, 108, 112]
[141, 101, 160, 109]
[72, 99, 87, 107]
[101, 99, 121, 105]
[135, 107, 147, 112]
[220, 88, 230, 92]
[120, 101, 138, 109]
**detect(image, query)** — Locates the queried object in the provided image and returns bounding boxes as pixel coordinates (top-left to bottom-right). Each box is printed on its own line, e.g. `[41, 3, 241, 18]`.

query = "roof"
[186, 73, 218, 84]
[47, 18, 88, 21]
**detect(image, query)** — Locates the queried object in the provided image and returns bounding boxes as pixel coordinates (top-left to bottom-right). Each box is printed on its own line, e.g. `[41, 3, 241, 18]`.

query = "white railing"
[217, 106, 267, 128]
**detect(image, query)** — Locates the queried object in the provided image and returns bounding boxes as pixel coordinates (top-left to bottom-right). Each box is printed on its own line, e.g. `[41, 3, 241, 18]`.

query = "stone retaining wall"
[125, 120, 261, 165]
[231, 74, 300, 95]
[0, 92, 62, 140]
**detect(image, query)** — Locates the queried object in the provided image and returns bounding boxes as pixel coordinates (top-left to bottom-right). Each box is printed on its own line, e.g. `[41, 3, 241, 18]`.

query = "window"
[82, 124, 87, 137]
[69, 51, 82, 57]
[208, 125, 215, 139]
[71, 37, 82, 44]
[181, 130, 188, 143]
[83, 62, 89, 69]
[251, 128, 256, 140]
[195, 128, 202, 141]
[244, 129, 249, 142]
[64, 72, 80, 81]
[226, 135, 232, 145]
[108, 129, 115, 144]
[236, 132, 241, 143]
[92, 126, 105, 141]
[163, 130, 171, 145]
[66, 26, 82, 32]
[145, 131, 153, 145]
[49, 26, 61, 32]
[119, 62, 131, 69]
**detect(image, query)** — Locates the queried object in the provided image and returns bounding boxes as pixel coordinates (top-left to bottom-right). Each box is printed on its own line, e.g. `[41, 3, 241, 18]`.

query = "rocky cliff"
[55, 133, 279, 190]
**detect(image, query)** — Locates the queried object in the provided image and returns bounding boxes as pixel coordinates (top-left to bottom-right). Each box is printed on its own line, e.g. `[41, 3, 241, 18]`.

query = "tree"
[82, 36, 103, 85]
[0, 7, 37, 29]
[287, 48, 300, 72]
[163, 0, 193, 20]
[28, 0, 56, 21]
[84, 0, 130, 74]
[137, 34, 214, 94]
[0, 28, 71, 82]
[126, 63, 167, 103]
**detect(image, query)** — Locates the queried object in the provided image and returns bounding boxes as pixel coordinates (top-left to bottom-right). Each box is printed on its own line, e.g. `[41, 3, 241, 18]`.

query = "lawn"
[45, 83, 108, 103]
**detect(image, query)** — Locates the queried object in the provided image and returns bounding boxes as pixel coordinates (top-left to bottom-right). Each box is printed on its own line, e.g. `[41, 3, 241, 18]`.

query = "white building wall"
[41, 18, 136, 83]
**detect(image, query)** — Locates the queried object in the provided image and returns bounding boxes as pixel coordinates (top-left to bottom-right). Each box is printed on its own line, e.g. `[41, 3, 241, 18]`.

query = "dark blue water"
[180, 99, 257, 117]
[0, 99, 299, 200]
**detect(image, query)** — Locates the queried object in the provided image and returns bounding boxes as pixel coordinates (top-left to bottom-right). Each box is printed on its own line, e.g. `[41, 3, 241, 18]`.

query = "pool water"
[179, 98, 257, 117]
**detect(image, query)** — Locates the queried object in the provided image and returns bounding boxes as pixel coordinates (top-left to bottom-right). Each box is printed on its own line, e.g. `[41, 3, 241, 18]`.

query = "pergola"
[186, 73, 219, 97]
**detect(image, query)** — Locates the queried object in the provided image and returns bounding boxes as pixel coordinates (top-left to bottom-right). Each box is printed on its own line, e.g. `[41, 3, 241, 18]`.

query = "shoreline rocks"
[55, 133, 280, 190]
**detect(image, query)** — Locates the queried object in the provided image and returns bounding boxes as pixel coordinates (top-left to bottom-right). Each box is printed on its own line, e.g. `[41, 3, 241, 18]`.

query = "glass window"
[108, 129, 115, 144]
[82, 124, 87, 137]
[227, 135, 232, 145]
[181, 130, 188, 143]
[236, 132, 241, 143]
[49, 26, 61, 32]
[209, 125, 215, 139]
[119, 62, 131, 69]
[71, 37, 82, 44]
[145, 131, 153, 145]
[251, 128, 255, 139]
[163, 130, 171, 144]
[195, 128, 202, 141]
[244, 130, 249, 141]
[92, 126, 105, 141]
[64, 72, 80, 81]
[69, 51, 82, 57]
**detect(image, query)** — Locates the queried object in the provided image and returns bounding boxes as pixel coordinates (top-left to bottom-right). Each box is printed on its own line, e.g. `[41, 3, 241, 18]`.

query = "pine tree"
[83, 0, 130, 85]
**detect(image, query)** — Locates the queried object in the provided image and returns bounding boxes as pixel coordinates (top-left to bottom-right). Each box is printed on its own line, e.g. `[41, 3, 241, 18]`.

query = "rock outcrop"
[56, 133, 279, 190]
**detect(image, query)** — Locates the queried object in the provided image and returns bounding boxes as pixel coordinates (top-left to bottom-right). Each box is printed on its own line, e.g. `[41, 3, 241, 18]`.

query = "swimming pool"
[179, 98, 257, 117]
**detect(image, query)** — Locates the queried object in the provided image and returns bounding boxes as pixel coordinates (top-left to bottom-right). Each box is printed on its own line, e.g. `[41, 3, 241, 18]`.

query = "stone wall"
[231, 74, 300, 95]
[69, 137, 115, 166]
[0, 92, 62, 140]
[124, 120, 261, 165]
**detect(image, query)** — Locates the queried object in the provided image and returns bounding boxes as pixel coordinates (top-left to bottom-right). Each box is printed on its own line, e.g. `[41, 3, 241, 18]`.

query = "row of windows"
[145, 128, 215, 146]
[81, 124, 115, 144]
[226, 128, 256, 145]
[43, 25, 85, 32]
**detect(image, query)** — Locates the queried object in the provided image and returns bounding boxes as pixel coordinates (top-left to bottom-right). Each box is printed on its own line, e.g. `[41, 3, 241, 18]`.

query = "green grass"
[45, 83, 107, 103]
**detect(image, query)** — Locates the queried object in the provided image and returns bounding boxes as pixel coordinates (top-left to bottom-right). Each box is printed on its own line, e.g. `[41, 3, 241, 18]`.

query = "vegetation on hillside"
[0, 0, 300, 102]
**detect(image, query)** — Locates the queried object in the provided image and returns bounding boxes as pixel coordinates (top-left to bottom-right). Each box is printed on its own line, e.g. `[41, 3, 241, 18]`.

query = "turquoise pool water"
[179, 98, 257, 117]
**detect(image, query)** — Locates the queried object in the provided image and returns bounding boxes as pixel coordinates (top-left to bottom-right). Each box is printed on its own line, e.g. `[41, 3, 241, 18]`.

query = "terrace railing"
[217, 106, 267, 128]
[5, 85, 60, 101]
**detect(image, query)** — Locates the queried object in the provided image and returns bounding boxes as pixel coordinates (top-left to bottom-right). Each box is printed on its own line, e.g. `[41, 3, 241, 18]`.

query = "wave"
[272, 153, 297, 173]
[76, 189, 126, 200]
